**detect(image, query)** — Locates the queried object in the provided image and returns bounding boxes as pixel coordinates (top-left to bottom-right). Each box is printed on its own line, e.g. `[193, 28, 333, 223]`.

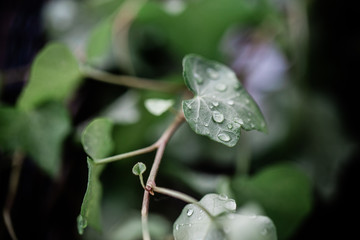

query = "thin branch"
[82, 66, 184, 94]
[141, 111, 185, 240]
[3, 151, 24, 240]
[95, 144, 157, 165]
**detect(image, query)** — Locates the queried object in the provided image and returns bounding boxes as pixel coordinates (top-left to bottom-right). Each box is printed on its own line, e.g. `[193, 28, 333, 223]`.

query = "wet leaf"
[17, 42, 82, 110]
[144, 98, 174, 116]
[182, 54, 267, 147]
[173, 193, 276, 240]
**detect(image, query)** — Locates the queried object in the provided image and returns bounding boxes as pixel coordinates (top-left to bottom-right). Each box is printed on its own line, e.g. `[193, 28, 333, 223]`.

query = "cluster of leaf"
[0, 0, 353, 239]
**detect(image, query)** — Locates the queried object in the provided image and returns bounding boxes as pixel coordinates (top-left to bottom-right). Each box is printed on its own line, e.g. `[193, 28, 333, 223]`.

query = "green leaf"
[144, 98, 174, 116]
[132, 162, 146, 176]
[81, 118, 114, 160]
[17, 42, 82, 110]
[78, 157, 106, 234]
[231, 163, 312, 239]
[182, 54, 267, 147]
[86, 16, 114, 66]
[0, 103, 71, 177]
[173, 193, 276, 240]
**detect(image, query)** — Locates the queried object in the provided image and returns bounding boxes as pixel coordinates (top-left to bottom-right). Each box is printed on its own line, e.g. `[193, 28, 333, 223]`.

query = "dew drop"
[187, 208, 194, 217]
[210, 105, 214, 109]
[188, 223, 192, 227]
[175, 224, 180, 230]
[227, 71, 236, 79]
[227, 123, 233, 129]
[194, 72, 203, 84]
[234, 118, 244, 125]
[215, 83, 227, 92]
[218, 133, 231, 142]
[212, 101, 219, 107]
[204, 122, 209, 127]
[234, 82, 242, 90]
[218, 194, 228, 200]
[212, 111, 224, 123]
[224, 200, 236, 211]
[207, 68, 219, 79]
[227, 100, 234, 106]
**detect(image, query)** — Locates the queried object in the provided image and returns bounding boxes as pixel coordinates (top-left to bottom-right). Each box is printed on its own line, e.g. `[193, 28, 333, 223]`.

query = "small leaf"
[231, 163, 312, 239]
[17, 42, 82, 110]
[173, 193, 276, 240]
[77, 157, 105, 234]
[182, 54, 267, 147]
[144, 98, 174, 116]
[132, 162, 147, 176]
[81, 118, 114, 160]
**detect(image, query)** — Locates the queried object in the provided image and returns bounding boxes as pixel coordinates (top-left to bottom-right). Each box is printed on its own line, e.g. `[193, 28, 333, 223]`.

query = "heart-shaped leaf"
[81, 118, 114, 161]
[173, 193, 276, 240]
[182, 54, 267, 147]
[17, 42, 82, 110]
[132, 162, 147, 176]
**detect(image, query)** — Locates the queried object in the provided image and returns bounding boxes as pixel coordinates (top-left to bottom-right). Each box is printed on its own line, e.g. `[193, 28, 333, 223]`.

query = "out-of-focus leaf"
[231, 163, 312, 239]
[86, 16, 114, 66]
[0, 103, 71, 177]
[182, 54, 267, 147]
[144, 98, 174, 116]
[78, 157, 105, 234]
[17, 43, 82, 110]
[173, 193, 276, 240]
[81, 118, 114, 161]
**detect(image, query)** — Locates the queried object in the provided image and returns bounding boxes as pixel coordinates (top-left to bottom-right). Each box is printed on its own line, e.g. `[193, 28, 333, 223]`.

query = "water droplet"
[234, 82, 242, 90]
[234, 118, 244, 125]
[212, 111, 224, 123]
[227, 71, 236, 79]
[207, 68, 219, 79]
[212, 101, 219, 107]
[188, 223, 192, 227]
[210, 105, 214, 109]
[215, 83, 227, 92]
[194, 72, 203, 84]
[224, 200, 236, 211]
[218, 133, 231, 142]
[261, 228, 268, 236]
[227, 100, 234, 106]
[175, 224, 180, 230]
[204, 122, 209, 127]
[218, 194, 228, 200]
[187, 208, 194, 217]
[227, 123, 233, 129]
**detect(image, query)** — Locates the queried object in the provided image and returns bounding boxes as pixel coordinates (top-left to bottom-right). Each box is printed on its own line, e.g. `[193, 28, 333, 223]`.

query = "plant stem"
[3, 151, 24, 240]
[141, 111, 185, 240]
[95, 144, 157, 165]
[82, 66, 184, 93]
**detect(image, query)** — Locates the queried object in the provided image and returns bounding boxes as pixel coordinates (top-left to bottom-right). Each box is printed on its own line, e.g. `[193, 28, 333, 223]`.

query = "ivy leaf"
[78, 118, 115, 234]
[173, 193, 276, 240]
[77, 157, 105, 234]
[0, 103, 71, 177]
[231, 163, 312, 239]
[81, 118, 114, 161]
[132, 162, 147, 176]
[144, 98, 174, 116]
[17, 42, 82, 110]
[182, 54, 267, 147]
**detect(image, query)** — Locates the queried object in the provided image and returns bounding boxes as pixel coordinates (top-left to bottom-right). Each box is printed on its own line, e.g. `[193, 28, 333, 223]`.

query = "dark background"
[1, 0, 359, 239]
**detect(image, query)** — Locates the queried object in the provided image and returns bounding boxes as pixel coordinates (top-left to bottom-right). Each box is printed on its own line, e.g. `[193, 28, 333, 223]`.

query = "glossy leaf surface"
[182, 54, 267, 147]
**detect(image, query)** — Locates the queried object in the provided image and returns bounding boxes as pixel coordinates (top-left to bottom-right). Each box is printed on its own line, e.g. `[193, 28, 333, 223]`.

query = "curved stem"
[3, 151, 24, 240]
[82, 66, 184, 93]
[141, 111, 185, 240]
[95, 144, 157, 165]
